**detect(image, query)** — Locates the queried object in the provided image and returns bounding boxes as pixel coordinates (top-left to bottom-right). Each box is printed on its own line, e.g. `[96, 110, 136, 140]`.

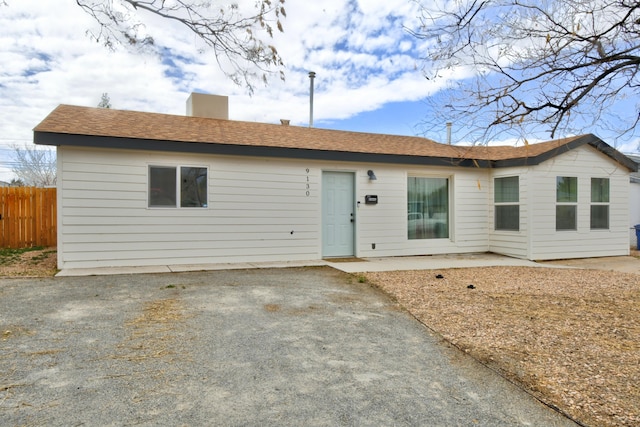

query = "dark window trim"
[494, 176, 520, 231]
[148, 164, 208, 209]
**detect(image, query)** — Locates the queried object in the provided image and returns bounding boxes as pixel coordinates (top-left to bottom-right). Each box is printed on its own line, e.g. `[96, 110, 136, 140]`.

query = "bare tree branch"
[98, 92, 112, 108]
[11, 145, 57, 187]
[75, 0, 286, 93]
[411, 0, 640, 145]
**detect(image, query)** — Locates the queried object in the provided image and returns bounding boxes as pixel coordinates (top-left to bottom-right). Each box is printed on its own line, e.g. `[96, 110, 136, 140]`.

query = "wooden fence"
[0, 187, 57, 249]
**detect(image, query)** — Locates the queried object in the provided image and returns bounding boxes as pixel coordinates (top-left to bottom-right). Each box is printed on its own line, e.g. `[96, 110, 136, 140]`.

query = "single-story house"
[34, 94, 638, 270]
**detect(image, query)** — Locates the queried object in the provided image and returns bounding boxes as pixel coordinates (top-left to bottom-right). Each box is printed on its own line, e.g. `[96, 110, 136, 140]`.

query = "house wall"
[56, 144, 631, 269]
[56, 146, 491, 269]
[356, 165, 490, 258]
[57, 147, 320, 268]
[526, 145, 630, 260]
[631, 181, 640, 248]
[488, 167, 531, 259]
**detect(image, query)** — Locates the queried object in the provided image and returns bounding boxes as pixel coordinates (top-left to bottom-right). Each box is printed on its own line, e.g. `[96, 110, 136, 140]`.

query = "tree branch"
[76, 0, 286, 93]
[412, 0, 640, 144]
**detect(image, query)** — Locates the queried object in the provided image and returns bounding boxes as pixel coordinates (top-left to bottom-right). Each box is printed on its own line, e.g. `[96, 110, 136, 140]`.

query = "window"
[494, 176, 519, 231]
[180, 167, 208, 207]
[149, 166, 208, 208]
[556, 177, 577, 230]
[590, 178, 609, 229]
[408, 177, 449, 239]
[149, 166, 176, 207]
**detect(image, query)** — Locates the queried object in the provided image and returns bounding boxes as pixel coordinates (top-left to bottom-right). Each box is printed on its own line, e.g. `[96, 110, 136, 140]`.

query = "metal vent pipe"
[446, 122, 452, 145]
[308, 71, 316, 127]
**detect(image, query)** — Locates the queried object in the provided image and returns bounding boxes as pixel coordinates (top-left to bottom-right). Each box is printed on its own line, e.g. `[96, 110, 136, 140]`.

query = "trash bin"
[635, 225, 640, 249]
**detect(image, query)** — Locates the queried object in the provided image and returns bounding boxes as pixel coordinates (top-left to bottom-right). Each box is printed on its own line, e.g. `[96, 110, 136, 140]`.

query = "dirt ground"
[2, 248, 639, 426]
[365, 260, 640, 427]
[0, 247, 58, 278]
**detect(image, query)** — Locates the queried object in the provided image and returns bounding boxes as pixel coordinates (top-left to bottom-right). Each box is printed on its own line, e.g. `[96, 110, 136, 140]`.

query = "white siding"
[57, 146, 491, 269]
[355, 166, 489, 258]
[631, 182, 640, 248]
[488, 167, 531, 259]
[56, 144, 631, 269]
[527, 146, 630, 260]
[58, 147, 322, 268]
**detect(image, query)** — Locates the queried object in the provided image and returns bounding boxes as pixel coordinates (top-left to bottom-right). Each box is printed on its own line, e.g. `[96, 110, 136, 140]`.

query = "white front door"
[322, 171, 355, 257]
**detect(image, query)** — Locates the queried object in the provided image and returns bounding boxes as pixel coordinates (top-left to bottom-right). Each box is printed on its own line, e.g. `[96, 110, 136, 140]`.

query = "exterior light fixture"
[367, 170, 377, 180]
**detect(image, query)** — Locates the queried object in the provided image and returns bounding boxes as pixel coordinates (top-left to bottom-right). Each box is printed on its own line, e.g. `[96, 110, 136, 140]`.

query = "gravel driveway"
[1, 267, 576, 426]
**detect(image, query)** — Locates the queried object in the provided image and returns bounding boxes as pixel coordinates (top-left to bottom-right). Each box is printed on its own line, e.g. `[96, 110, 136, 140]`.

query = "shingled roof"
[34, 104, 637, 171]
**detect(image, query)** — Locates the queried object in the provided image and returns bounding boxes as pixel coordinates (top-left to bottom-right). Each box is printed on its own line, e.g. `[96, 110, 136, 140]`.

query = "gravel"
[2, 248, 638, 426]
[1, 267, 578, 426]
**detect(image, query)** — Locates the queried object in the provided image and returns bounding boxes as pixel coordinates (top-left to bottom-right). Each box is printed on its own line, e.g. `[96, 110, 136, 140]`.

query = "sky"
[1, 0, 639, 182]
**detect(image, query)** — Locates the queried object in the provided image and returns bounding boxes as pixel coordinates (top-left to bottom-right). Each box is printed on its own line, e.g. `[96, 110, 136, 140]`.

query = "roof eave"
[589, 137, 639, 172]
[34, 131, 493, 168]
[34, 126, 636, 172]
[492, 134, 637, 171]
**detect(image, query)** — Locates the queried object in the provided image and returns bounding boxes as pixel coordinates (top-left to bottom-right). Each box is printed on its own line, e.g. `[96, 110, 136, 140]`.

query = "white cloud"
[1, 0, 636, 182]
[617, 138, 640, 155]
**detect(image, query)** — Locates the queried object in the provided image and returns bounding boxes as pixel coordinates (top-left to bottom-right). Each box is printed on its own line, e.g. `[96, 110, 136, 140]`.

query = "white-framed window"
[407, 176, 449, 239]
[590, 177, 610, 229]
[556, 176, 577, 230]
[494, 176, 519, 231]
[149, 165, 208, 208]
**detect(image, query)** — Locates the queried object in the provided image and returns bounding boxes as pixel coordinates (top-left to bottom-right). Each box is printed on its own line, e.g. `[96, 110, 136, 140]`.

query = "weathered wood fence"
[0, 187, 57, 248]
